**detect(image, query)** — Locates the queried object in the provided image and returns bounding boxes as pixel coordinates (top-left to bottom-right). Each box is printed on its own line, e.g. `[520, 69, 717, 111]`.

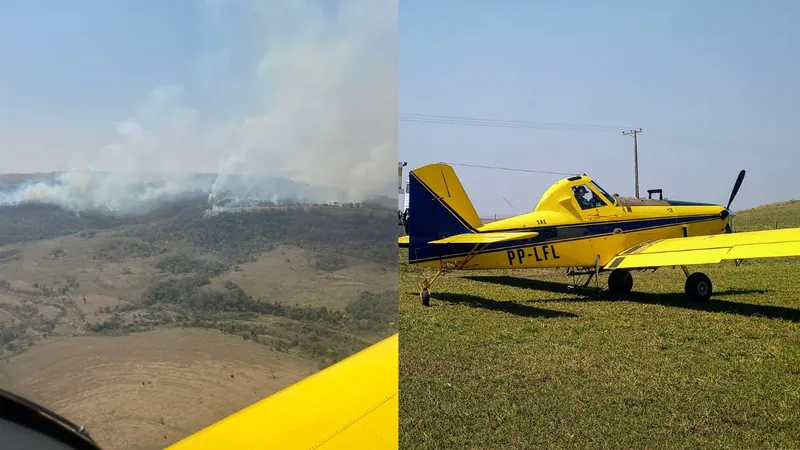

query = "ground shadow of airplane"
[463, 275, 800, 323]
[407, 291, 579, 318]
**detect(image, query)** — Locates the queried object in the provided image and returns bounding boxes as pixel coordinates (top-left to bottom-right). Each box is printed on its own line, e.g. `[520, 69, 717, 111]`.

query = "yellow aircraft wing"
[605, 228, 800, 270]
[167, 333, 398, 450]
[428, 231, 539, 245]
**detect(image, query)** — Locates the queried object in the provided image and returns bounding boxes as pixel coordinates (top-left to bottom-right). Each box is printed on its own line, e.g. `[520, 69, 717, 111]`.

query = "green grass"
[399, 202, 800, 449]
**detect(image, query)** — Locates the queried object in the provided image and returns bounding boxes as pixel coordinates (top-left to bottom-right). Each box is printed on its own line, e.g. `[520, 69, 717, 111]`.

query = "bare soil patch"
[0, 328, 315, 450]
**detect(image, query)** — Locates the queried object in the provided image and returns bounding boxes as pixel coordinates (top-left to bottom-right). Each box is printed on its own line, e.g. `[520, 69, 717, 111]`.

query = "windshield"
[572, 183, 610, 210]
[0, 4, 397, 449]
[590, 181, 617, 206]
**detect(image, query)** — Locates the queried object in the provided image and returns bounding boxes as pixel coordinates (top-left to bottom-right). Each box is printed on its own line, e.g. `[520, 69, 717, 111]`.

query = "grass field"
[399, 202, 800, 449]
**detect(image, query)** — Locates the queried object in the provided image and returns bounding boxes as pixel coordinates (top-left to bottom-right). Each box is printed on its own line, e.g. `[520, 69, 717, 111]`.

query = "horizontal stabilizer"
[604, 228, 800, 270]
[428, 231, 539, 245]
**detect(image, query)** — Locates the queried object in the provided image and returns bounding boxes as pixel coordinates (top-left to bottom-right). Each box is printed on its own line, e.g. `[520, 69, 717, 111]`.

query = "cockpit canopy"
[572, 180, 617, 210]
[533, 175, 618, 214]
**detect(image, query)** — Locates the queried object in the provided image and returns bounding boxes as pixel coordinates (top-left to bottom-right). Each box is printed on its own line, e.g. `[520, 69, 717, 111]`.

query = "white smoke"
[0, 0, 397, 216]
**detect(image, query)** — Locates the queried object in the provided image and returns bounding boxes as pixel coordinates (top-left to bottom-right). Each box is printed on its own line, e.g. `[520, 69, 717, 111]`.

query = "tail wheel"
[608, 269, 633, 294]
[685, 272, 712, 302]
[420, 288, 430, 306]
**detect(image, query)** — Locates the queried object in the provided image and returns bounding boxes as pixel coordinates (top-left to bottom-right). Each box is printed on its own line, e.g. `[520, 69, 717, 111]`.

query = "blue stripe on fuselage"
[664, 200, 718, 207]
[409, 214, 721, 263]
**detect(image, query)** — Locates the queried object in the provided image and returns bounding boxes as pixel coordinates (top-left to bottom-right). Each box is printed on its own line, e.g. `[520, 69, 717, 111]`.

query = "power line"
[441, 162, 577, 176]
[401, 113, 629, 129]
[400, 113, 632, 132]
[400, 113, 759, 153]
[401, 113, 759, 153]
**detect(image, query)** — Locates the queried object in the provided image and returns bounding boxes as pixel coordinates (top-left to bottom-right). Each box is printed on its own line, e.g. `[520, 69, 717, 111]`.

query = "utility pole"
[398, 161, 407, 195]
[623, 128, 643, 198]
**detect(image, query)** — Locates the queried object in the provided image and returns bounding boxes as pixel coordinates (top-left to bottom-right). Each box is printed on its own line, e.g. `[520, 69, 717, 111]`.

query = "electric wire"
[399, 113, 631, 132]
[440, 162, 578, 176]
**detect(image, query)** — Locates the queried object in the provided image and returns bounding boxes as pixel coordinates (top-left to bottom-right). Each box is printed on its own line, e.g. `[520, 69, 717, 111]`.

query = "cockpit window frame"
[571, 183, 609, 210]
[589, 181, 616, 207]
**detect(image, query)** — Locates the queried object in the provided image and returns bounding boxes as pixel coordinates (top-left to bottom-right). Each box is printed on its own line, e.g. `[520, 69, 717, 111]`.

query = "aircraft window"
[572, 184, 607, 210]
[590, 181, 617, 206]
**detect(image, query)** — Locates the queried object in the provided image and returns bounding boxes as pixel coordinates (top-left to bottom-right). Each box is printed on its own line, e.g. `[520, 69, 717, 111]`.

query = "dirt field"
[0, 231, 165, 308]
[0, 235, 391, 326]
[211, 244, 396, 310]
[0, 327, 316, 449]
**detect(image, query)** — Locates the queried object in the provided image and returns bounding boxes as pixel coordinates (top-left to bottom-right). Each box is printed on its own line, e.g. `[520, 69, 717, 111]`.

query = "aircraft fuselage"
[411, 202, 729, 270]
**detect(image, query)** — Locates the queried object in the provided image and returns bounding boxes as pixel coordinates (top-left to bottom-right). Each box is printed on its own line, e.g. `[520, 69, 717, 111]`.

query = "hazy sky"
[0, 0, 397, 201]
[400, 0, 799, 215]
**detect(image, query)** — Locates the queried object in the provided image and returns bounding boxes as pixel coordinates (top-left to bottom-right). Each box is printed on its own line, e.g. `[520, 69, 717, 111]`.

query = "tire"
[608, 269, 633, 294]
[685, 272, 712, 302]
[420, 288, 430, 306]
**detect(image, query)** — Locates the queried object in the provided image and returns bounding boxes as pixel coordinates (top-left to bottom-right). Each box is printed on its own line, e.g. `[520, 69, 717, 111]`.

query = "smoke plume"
[0, 0, 398, 216]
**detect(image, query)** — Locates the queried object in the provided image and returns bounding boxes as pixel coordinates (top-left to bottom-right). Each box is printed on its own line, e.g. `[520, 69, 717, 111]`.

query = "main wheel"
[608, 269, 633, 294]
[685, 272, 712, 302]
[420, 288, 430, 306]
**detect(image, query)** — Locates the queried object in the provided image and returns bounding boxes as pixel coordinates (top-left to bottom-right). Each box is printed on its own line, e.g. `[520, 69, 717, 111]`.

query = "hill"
[0, 172, 60, 189]
[734, 199, 800, 232]
[0, 191, 397, 449]
[399, 201, 800, 449]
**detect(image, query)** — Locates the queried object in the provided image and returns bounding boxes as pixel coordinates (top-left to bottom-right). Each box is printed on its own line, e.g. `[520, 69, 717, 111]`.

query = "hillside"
[734, 199, 800, 231]
[0, 198, 397, 363]
[0, 172, 60, 189]
[0, 192, 397, 449]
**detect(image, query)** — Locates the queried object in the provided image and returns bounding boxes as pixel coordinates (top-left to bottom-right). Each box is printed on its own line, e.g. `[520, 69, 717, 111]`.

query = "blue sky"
[0, 2, 237, 130]
[400, 0, 799, 214]
[0, 0, 396, 200]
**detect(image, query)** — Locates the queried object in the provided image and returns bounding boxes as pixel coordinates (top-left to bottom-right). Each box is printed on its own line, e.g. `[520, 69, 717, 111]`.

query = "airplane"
[1, 333, 398, 450]
[399, 162, 800, 306]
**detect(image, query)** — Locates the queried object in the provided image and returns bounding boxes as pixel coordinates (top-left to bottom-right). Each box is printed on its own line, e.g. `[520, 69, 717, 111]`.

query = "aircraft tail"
[407, 163, 482, 257]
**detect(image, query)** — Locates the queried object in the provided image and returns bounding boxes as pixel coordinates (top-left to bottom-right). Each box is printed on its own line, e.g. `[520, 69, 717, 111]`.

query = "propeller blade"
[726, 169, 746, 210]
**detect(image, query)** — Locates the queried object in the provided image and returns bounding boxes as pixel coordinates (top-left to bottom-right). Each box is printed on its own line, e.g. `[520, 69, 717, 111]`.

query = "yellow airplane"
[0, 333, 398, 450]
[400, 163, 800, 305]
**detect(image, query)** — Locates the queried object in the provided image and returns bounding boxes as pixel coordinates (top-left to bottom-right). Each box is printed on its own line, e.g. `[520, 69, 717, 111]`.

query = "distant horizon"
[0, 168, 400, 216]
[0, 169, 398, 202]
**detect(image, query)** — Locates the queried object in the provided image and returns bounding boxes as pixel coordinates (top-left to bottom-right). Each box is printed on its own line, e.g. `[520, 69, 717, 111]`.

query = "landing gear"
[604, 267, 712, 301]
[417, 242, 490, 307]
[566, 255, 604, 296]
[684, 272, 712, 302]
[419, 271, 443, 307]
[608, 269, 633, 294]
[420, 288, 430, 306]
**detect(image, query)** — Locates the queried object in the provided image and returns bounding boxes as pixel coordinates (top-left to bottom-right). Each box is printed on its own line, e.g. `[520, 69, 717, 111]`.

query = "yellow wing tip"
[605, 228, 800, 270]
[167, 333, 399, 449]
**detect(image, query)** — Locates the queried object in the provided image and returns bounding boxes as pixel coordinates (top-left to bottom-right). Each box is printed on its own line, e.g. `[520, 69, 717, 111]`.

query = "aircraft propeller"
[724, 169, 746, 233]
